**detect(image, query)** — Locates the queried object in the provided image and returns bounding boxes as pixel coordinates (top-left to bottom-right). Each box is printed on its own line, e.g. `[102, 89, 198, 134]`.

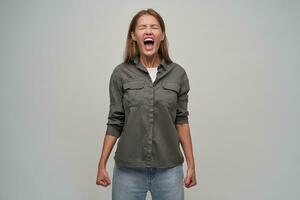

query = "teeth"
[144, 38, 154, 42]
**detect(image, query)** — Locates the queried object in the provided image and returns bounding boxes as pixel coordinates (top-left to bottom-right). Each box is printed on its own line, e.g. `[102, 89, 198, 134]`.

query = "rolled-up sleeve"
[106, 67, 125, 138]
[175, 72, 190, 124]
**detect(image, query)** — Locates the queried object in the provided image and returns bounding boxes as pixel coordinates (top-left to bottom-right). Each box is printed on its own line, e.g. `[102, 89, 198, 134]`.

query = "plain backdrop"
[1, 0, 299, 200]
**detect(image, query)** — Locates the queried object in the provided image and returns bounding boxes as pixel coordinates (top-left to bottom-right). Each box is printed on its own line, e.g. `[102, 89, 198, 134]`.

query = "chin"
[141, 50, 158, 57]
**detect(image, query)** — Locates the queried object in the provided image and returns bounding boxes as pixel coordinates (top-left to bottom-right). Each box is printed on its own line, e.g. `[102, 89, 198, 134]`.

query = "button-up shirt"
[105, 56, 190, 168]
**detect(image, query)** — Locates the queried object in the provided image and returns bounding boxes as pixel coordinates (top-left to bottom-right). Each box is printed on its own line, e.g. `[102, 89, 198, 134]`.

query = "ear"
[161, 32, 165, 41]
[131, 32, 136, 41]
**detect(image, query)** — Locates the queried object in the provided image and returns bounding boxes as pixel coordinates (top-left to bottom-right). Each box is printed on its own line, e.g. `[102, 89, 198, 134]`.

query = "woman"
[96, 8, 197, 200]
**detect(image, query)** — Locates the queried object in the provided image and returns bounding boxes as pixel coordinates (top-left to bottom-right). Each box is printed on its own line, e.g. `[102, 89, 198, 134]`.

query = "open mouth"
[143, 38, 154, 50]
[144, 38, 154, 45]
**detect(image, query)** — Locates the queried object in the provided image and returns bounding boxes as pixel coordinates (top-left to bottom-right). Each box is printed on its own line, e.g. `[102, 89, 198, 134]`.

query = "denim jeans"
[112, 163, 184, 200]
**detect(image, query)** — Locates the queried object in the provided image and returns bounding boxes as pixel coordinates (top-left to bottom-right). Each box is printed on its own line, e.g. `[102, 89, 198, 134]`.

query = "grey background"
[1, 0, 299, 200]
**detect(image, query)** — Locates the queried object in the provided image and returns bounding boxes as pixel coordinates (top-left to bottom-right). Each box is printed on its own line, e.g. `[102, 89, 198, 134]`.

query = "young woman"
[96, 8, 197, 200]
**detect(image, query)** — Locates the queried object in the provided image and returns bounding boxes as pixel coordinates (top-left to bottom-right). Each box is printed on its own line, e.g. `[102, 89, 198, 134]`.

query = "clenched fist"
[96, 168, 111, 187]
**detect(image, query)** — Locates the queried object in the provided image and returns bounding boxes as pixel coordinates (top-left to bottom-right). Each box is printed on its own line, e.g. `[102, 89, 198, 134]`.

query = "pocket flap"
[162, 82, 180, 93]
[123, 81, 145, 90]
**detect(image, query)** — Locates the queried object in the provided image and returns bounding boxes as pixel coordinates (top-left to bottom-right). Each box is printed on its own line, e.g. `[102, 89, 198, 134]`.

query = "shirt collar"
[133, 56, 168, 71]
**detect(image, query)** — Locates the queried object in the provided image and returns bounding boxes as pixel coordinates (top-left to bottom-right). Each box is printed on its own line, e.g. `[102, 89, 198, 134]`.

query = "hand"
[184, 167, 197, 188]
[96, 168, 111, 187]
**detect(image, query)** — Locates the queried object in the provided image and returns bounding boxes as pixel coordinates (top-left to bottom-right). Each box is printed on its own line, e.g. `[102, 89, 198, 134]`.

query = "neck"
[140, 54, 161, 68]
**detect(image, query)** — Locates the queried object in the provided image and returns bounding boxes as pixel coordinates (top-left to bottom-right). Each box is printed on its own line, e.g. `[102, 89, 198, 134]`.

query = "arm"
[176, 123, 195, 170]
[176, 123, 197, 188]
[175, 71, 197, 188]
[96, 135, 117, 187]
[98, 134, 118, 170]
[96, 67, 125, 187]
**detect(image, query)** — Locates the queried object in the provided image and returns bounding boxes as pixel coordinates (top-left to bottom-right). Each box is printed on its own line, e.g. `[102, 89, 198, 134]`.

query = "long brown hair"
[123, 8, 172, 64]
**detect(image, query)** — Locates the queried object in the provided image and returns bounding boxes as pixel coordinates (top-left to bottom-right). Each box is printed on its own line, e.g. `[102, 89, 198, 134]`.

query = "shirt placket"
[145, 68, 155, 166]
[136, 63, 165, 166]
[145, 66, 161, 166]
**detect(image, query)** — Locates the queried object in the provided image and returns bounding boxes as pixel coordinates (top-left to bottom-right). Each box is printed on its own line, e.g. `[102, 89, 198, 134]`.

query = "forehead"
[136, 14, 160, 26]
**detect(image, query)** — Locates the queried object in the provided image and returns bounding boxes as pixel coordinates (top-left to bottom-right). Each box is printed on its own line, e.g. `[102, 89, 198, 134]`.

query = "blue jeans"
[112, 163, 184, 200]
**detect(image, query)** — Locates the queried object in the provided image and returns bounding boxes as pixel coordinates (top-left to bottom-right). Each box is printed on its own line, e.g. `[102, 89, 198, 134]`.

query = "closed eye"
[137, 25, 160, 30]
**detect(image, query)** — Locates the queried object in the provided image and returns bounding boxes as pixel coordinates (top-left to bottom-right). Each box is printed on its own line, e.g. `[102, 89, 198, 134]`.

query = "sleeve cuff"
[175, 117, 189, 125]
[106, 124, 122, 138]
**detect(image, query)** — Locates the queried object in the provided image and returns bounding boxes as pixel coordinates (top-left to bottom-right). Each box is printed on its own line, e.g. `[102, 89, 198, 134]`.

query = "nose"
[145, 26, 152, 34]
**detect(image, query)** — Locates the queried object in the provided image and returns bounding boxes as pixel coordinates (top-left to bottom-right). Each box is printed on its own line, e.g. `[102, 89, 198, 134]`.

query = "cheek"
[135, 40, 144, 49]
[154, 30, 163, 38]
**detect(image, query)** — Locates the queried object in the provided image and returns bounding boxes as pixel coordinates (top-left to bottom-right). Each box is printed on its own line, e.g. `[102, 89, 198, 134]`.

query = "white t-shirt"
[147, 67, 158, 83]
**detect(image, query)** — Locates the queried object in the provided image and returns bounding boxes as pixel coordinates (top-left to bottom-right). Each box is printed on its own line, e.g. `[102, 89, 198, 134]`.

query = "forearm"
[176, 123, 195, 169]
[98, 134, 118, 169]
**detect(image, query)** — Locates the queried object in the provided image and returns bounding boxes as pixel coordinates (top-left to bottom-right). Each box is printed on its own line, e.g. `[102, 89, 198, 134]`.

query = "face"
[131, 14, 165, 58]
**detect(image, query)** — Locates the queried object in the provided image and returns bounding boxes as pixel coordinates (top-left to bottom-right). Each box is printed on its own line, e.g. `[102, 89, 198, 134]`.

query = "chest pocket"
[123, 81, 145, 107]
[162, 81, 180, 108]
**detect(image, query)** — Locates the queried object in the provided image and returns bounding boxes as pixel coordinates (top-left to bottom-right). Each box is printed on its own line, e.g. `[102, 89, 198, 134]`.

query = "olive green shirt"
[106, 56, 190, 168]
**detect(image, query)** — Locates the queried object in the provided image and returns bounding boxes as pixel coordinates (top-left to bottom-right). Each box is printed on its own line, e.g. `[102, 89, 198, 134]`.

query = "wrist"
[186, 161, 195, 170]
[98, 162, 106, 170]
[187, 165, 195, 170]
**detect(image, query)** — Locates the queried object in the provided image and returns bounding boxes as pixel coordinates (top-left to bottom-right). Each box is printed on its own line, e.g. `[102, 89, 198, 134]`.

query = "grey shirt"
[106, 56, 190, 168]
